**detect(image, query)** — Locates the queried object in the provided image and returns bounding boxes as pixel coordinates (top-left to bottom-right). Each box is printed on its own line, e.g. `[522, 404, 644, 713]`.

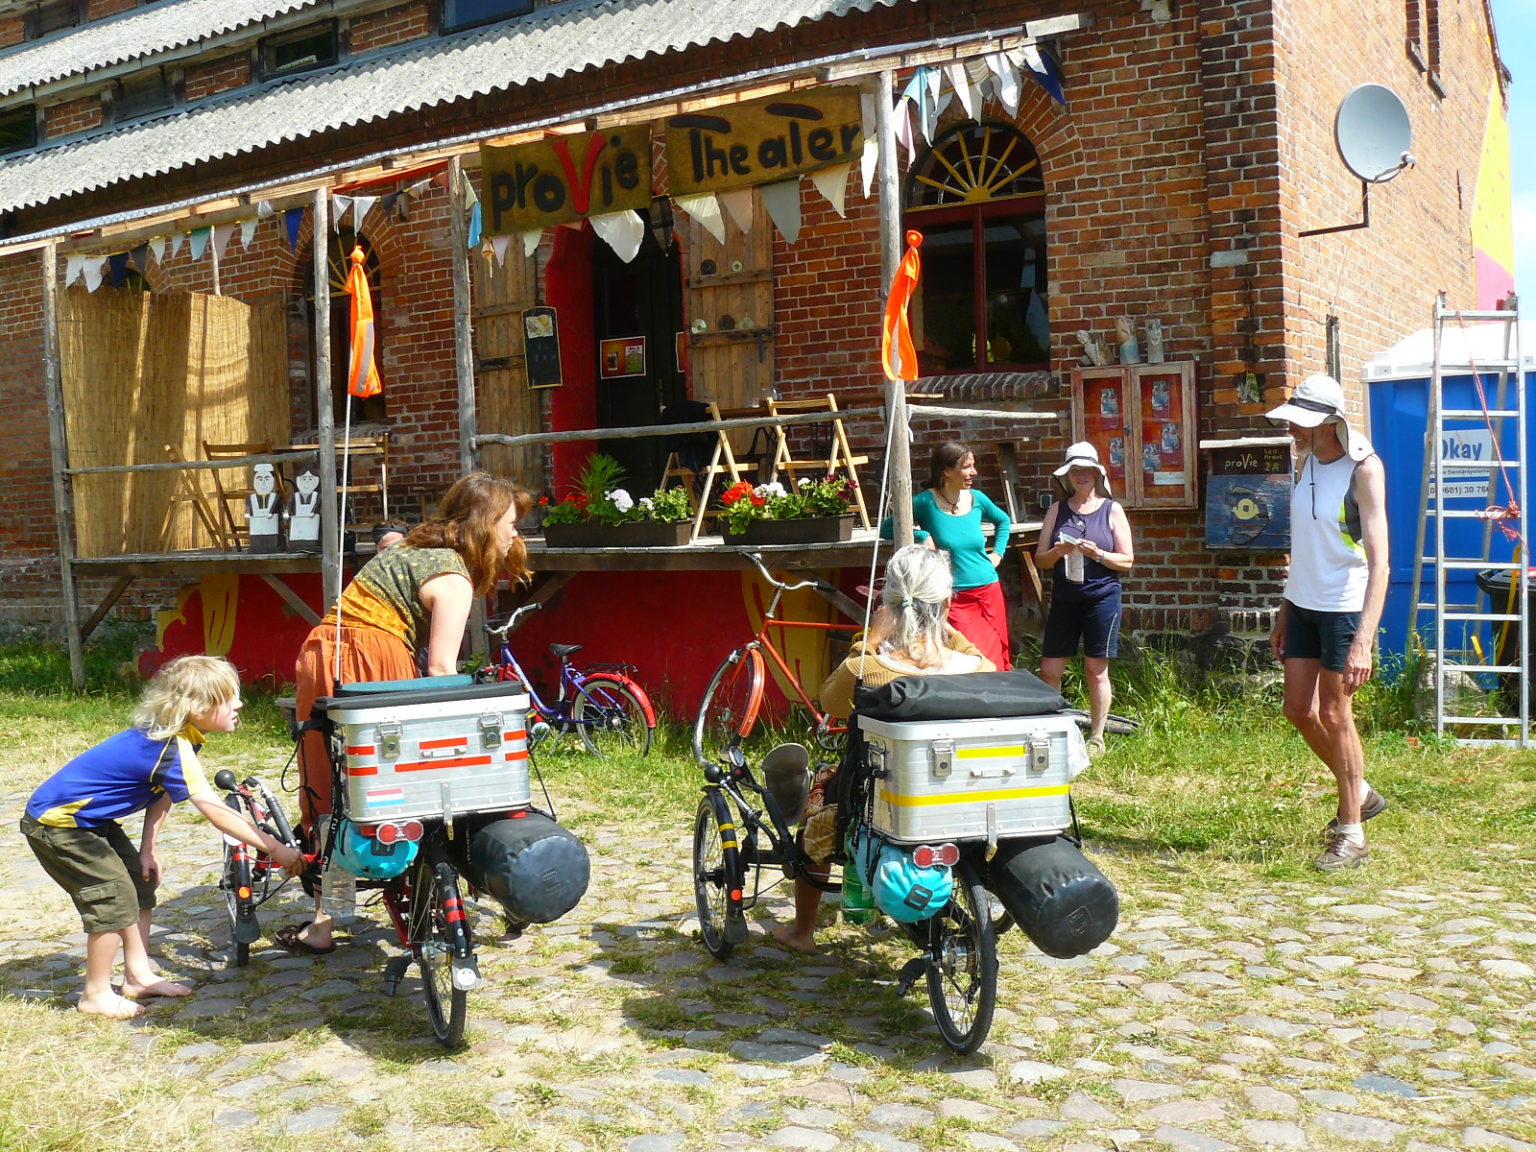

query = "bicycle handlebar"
[739, 550, 838, 596]
[486, 601, 544, 639]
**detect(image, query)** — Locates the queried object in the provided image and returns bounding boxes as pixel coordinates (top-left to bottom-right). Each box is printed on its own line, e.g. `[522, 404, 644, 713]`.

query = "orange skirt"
[294, 624, 416, 829]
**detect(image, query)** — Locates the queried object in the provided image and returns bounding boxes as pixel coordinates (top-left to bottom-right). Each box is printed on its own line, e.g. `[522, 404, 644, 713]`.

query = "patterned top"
[322, 544, 470, 649]
[25, 725, 211, 828]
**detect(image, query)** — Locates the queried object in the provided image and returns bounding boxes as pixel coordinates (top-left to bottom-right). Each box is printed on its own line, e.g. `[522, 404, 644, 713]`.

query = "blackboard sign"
[522, 306, 561, 389]
[1205, 441, 1293, 551]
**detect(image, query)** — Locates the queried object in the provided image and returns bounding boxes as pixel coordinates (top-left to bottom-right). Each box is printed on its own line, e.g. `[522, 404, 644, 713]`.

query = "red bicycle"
[692, 551, 861, 767]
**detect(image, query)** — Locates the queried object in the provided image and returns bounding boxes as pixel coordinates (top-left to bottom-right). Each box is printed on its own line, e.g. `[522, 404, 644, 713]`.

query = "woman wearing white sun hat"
[1036, 441, 1135, 755]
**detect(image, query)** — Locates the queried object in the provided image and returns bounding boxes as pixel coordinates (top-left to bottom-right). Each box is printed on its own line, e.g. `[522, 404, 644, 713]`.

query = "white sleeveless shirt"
[1283, 451, 1368, 612]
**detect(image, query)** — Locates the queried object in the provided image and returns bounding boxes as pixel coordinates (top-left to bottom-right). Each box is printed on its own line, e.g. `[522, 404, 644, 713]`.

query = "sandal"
[273, 920, 336, 956]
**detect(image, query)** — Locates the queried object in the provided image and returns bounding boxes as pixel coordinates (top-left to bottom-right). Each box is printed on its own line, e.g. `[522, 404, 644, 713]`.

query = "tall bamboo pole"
[873, 70, 913, 545]
[313, 188, 341, 608]
[449, 157, 478, 477]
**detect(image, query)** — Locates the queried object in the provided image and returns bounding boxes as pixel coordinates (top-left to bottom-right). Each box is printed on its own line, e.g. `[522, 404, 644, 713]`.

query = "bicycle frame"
[744, 613, 857, 737]
[486, 604, 656, 730]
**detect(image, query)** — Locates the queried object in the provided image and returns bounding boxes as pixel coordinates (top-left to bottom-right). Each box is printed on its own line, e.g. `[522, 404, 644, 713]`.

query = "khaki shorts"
[20, 815, 156, 934]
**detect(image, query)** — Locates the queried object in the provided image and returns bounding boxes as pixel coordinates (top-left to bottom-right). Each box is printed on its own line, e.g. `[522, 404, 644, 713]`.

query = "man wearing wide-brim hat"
[1266, 374, 1389, 871]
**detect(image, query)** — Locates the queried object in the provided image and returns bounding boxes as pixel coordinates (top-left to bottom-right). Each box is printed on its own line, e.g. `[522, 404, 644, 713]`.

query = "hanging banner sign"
[480, 125, 653, 233]
[665, 86, 864, 198]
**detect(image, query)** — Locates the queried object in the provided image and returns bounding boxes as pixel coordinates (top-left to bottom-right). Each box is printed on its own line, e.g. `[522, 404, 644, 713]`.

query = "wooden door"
[472, 245, 544, 489]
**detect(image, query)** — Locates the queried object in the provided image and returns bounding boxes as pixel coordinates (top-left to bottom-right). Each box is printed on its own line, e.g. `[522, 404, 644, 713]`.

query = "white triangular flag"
[490, 234, 511, 267]
[989, 51, 1022, 115]
[212, 223, 236, 262]
[239, 217, 257, 247]
[861, 92, 877, 140]
[82, 258, 104, 292]
[719, 188, 755, 234]
[521, 229, 543, 258]
[168, 231, 185, 258]
[893, 98, 916, 158]
[256, 200, 275, 218]
[966, 57, 992, 102]
[331, 194, 352, 229]
[64, 254, 85, 285]
[809, 163, 851, 217]
[675, 192, 726, 244]
[407, 177, 433, 198]
[589, 209, 645, 262]
[353, 196, 377, 226]
[149, 235, 166, 263]
[946, 62, 975, 120]
[758, 179, 802, 245]
[188, 228, 210, 261]
[860, 135, 878, 197]
[463, 181, 479, 208]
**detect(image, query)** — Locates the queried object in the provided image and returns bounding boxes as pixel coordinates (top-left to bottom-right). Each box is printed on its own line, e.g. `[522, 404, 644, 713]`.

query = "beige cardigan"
[819, 626, 994, 719]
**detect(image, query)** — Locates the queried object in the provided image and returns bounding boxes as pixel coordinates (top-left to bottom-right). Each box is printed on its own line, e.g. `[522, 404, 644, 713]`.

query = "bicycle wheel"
[926, 860, 998, 1054]
[221, 841, 254, 967]
[409, 854, 468, 1047]
[693, 647, 766, 768]
[574, 675, 654, 757]
[693, 791, 744, 960]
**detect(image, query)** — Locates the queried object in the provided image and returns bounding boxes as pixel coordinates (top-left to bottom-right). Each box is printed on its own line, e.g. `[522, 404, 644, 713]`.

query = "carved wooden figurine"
[247, 464, 283, 553]
[287, 469, 322, 553]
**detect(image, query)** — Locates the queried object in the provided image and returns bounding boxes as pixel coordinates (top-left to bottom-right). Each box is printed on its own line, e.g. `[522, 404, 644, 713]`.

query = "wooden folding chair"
[203, 440, 275, 552]
[161, 444, 227, 549]
[767, 393, 872, 528]
[658, 401, 747, 540]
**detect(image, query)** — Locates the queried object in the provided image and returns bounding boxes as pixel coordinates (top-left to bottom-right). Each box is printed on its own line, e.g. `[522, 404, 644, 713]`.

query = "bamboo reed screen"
[60, 289, 289, 556]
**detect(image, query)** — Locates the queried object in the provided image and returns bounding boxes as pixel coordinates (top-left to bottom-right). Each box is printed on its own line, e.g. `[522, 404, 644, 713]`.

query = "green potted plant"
[717, 474, 856, 545]
[540, 454, 696, 547]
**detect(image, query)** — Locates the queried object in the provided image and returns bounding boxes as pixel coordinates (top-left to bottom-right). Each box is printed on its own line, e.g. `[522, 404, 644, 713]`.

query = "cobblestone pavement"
[1, 783, 1533, 1152]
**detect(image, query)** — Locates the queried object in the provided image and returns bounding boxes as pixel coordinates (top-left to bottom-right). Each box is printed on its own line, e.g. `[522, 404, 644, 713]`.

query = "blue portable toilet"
[1362, 321, 1536, 664]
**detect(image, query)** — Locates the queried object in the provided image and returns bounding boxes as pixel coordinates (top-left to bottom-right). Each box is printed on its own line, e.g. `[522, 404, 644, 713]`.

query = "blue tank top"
[1049, 499, 1121, 599]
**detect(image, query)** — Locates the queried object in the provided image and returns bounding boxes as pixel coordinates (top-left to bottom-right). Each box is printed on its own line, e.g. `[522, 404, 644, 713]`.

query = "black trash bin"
[1475, 568, 1536, 714]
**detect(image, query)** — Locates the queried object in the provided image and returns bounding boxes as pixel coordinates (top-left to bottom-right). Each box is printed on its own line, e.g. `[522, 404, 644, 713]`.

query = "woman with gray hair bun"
[771, 545, 994, 954]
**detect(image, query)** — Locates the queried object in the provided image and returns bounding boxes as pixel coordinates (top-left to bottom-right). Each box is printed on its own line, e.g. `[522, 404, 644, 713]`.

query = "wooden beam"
[476, 405, 884, 448]
[80, 575, 134, 641]
[313, 188, 342, 609]
[873, 69, 912, 547]
[41, 242, 87, 689]
[260, 574, 323, 627]
[449, 157, 477, 477]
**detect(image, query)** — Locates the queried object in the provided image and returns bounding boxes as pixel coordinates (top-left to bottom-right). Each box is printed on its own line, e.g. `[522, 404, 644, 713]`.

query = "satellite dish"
[1335, 84, 1414, 183]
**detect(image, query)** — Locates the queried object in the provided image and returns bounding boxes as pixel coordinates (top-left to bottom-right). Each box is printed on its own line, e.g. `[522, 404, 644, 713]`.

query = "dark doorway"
[591, 228, 686, 493]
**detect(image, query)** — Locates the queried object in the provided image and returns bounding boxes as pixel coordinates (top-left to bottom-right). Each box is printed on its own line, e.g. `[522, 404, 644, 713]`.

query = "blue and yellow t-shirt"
[24, 726, 212, 828]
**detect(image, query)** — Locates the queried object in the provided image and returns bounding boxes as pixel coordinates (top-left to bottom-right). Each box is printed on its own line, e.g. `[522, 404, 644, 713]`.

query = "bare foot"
[769, 922, 817, 954]
[78, 991, 148, 1019]
[121, 977, 193, 999]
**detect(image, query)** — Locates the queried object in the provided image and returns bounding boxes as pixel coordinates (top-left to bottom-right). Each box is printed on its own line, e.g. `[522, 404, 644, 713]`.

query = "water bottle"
[1064, 548, 1085, 584]
[841, 827, 875, 925]
[316, 816, 356, 920]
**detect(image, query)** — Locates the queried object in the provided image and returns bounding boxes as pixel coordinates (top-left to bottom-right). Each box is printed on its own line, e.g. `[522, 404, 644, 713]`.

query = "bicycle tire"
[573, 675, 654, 757]
[693, 791, 744, 960]
[410, 854, 468, 1047]
[693, 647, 766, 768]
[926, 860, 998, 1054]
[221, 842, 253, 968]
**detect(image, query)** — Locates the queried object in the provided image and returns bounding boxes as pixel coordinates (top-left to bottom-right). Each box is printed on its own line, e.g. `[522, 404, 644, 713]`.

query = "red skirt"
[949, 580, 1012, 671]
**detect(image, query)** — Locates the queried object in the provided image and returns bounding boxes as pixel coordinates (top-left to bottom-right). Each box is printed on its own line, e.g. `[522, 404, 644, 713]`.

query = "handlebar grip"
[213, 769, 238, 792]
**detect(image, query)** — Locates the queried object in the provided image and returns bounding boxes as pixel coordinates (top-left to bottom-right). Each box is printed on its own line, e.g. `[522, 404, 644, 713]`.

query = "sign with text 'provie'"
[480, 125, 653, 233]
[665, 87, 863, 197]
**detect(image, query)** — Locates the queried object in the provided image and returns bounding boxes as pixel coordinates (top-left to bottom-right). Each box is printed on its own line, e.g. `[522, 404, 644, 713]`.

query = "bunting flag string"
[489, 234, 512, 267]
[129, 243, 150, 272]
[107, 252, 129, 286]
[188, 228, 210, 261]
[758, 178, 803, 245]
[64, 254, 84, 286]
[81, 257, 104, 292]
[467, 201, 482, 249]
[168, 230, 185, 259]
[1018, 45, 1066, 106]
[674, 192, 726, 244]
[239, 217, 257, 248]
[332, 193, 353, 230]
[149, 235, 166, 263]
[589, 209, 645, 262]
[809, 163, 852, 218]
[521, 229, 543, 258]
[211, 223, 236, 262]
[352, 195, 377, 226]
[718, 187, 755, 235]
[284, 207, 305, 249]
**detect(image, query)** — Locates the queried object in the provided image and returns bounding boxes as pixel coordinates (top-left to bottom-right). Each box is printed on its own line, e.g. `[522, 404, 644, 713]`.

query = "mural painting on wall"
[139, 575, 318, 686]
[480, 124, 654, 233]
[1472, 84, 1515, 309]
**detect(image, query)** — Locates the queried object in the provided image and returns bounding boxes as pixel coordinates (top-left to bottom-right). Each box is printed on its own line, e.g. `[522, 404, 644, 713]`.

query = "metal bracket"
[376, 721, 401, 760]
[931, 738, 954, 779]
[479, 711, 503, 750]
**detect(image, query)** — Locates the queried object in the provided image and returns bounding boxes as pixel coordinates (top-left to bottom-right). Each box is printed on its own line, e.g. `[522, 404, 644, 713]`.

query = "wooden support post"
[81, 576, 135, 640]
[41, 242, 87, 689]
[313, 188, 341, 608]
[449, 157, 478, 478]
[873, 70, 913, 546]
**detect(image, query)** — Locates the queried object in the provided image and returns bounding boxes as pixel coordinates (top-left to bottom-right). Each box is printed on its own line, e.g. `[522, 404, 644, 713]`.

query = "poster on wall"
[1205, 441, 1292, 551]
[600, 336, 646, 379]
[523, 306, 562, 389]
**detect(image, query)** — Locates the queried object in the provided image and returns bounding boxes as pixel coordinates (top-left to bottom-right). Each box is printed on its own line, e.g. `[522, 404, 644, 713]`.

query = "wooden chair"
[203, 440, 275, 552]
[337, 429, 391, 533]
[995, 441, 1044, 628]
[160, 444, 227, 550]
[658, 401, 747, 540]
[766, 393, 871, 528]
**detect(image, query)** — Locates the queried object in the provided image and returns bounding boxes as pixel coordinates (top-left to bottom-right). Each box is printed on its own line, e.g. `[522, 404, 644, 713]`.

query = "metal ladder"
[1408, 293, 1527, 745]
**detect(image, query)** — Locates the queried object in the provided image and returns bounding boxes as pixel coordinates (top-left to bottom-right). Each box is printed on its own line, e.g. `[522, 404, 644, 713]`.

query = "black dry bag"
[461, 811, 590, 925]
[985, 835, 1119, 959]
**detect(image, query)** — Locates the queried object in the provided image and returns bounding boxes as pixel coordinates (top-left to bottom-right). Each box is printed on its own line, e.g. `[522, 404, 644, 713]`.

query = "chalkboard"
[1205, 442, 1292, 551]
[522, 306, 561, 389]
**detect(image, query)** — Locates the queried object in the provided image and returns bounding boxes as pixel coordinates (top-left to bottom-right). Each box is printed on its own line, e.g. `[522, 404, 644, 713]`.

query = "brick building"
[0, 0, 1513, 704]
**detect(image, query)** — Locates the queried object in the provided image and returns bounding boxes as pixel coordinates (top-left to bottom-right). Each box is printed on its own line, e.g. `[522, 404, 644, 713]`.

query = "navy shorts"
[1042, 583, 1122, 660]
[1282, 601, 1360, 673]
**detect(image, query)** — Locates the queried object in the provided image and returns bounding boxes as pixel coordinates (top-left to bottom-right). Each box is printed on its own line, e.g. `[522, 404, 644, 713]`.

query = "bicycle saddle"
[549, 642, 583, 660]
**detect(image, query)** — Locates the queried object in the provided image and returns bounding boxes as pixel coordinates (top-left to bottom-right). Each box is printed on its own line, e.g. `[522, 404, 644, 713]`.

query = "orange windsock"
[881, 229, 923, 382]
[345, 245, 381, 398]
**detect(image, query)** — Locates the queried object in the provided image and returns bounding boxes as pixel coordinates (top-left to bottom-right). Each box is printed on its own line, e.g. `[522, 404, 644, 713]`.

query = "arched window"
[305, 231, 385, 422]
[904, 121, 1048, 373]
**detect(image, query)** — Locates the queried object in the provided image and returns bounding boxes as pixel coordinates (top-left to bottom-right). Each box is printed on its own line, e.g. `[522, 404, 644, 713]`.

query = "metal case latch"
[376, 721, 402, 760]
[931, 738, 954, 779]
[866, 740, 888, 778]
[479, 712, 504, 750]
[1027, 733, 1051, 774]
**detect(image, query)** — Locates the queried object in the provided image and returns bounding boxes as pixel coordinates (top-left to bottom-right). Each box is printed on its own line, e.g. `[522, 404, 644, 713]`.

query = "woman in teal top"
[884, 440, 1013, 668]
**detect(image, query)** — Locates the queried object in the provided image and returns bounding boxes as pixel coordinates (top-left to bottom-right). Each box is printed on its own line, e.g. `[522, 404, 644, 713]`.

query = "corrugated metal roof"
[0, 0, 324, 97]
[0, 0, 913, 218]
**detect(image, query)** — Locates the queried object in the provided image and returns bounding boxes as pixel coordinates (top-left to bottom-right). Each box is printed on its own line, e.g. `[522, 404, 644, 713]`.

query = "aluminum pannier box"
[858, 712, 1088, 845]
[317, 679, 531, 824]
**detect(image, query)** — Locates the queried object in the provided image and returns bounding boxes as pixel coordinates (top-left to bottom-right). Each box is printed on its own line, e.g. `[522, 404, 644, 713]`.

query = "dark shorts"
[1042, 583, 1123, 660]
[20, 815, 156, 934]
[1282, 601, 1360, 673]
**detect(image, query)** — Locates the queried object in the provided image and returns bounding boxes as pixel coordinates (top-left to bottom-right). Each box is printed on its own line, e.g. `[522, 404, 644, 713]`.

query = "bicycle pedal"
[725, 912, 749, 945]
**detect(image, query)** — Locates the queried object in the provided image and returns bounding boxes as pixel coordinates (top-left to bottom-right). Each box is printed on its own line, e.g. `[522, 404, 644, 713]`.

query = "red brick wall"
[0, 254, 56, 621]
[0, 15, 24, 48]
[87, 0, 139, 17]
[184, 53, 252, 103]
[44, 95, 104, 139]
[349, 2, 431, 54]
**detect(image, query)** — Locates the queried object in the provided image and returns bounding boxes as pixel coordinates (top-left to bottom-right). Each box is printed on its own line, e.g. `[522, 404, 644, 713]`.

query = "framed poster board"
[1070, 362, 1198, 509]
[522, 306, 562, 389]
[599, 336, 646, 379]
[1204, 439, 1293, 550]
